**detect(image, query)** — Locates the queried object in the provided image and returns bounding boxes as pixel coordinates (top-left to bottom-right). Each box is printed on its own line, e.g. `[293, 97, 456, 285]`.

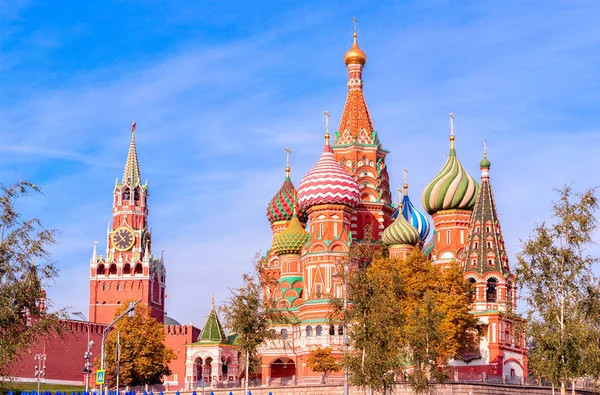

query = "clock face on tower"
[112, 227, 135, 251]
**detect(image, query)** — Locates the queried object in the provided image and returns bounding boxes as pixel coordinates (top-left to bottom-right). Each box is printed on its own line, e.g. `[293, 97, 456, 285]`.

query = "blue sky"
[1, 0, 599, 326]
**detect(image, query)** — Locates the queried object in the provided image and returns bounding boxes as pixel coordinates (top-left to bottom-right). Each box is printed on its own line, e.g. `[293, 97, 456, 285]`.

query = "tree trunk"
[561, 380, 566, 395]
[245, 351, 249, 395]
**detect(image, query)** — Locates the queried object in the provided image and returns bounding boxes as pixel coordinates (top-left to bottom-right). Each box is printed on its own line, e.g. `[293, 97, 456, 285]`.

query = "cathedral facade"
[258, 29, 527, 383]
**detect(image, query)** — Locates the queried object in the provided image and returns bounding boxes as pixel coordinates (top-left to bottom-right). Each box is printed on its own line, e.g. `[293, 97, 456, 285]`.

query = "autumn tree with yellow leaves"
[96, 303, 176, 387]
[334, 247, 478, 394]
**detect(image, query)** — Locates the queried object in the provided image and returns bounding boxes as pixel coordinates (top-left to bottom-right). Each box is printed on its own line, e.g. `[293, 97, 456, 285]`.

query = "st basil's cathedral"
[258, 28, 527, 382]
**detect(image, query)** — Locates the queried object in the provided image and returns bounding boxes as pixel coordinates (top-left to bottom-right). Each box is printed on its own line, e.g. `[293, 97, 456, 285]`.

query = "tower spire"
[284, 147, 292, 178]
[449, 113, 456, 151]
[324, 110, 331, 150]
[403, 168, 409, 195]
[122, 120, 141, 186]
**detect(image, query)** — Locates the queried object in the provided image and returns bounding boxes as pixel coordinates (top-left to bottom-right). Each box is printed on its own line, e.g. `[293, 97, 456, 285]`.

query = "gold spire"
[403, 168, 409, 194]
[344, 17, 367, 66]
[324, 110, 331, 146]
[122, 119, 141, 186]
[284, 147, 292, 178]
[449, 113, 456, 150]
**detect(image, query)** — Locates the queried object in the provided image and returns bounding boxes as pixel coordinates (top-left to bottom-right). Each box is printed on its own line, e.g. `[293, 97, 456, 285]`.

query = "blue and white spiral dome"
[393, 185, 430, 242]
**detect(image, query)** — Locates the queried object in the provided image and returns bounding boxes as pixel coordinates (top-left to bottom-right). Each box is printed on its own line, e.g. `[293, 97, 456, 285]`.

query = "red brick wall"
[163, 325, 201, 388]
[8, 320, 105, 384]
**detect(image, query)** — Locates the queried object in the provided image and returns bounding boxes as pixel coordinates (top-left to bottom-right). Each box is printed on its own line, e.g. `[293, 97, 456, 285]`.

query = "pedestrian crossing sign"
[96, 370, 105, 385]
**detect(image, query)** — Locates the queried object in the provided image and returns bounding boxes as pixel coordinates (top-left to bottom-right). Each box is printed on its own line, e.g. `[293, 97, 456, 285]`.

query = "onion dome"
[344, 31, 367, 66]
[422, 114, 478, 215]
[401, 189, 431, 242]
[267, 166, 306, 224]
[272, 209, 309, 255]
[297, 123, 360, 209]
[480, 154, 491, 169]
[382, 203, 420, 247]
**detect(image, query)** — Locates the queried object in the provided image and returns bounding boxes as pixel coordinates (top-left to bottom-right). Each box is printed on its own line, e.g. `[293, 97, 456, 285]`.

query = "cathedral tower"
[332, 23, 394, 241]
[422, 114, 478, 265]
[89, 121, 166, 324]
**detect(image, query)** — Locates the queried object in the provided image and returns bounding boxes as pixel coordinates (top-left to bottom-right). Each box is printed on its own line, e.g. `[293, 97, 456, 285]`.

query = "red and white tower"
[332, 24, 394, 241]
[89, 121, 166, 324]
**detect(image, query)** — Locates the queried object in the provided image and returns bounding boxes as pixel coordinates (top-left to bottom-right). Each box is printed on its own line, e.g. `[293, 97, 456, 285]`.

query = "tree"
[398, 252, 478, 393]
[335, 245, 406, 395]
[516, 186, 600, 395]
[221, 254, 286, 394]
[334, 247, 477, 394]
[307, 347, 341, 383]
[95, 303, 176, 387]
[0, 182, 61, 383]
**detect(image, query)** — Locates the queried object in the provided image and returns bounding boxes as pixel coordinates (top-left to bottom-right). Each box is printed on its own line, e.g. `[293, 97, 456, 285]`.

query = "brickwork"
[163, 325, 201, 386]
[7, 320, 105, 384]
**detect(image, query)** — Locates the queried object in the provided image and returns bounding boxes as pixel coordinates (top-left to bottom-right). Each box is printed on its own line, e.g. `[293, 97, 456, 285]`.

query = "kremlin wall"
[7, 27, 527, 390]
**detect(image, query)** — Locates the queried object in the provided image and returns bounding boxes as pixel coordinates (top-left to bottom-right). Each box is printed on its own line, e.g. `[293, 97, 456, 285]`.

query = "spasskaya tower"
[89, 121, 166, 324]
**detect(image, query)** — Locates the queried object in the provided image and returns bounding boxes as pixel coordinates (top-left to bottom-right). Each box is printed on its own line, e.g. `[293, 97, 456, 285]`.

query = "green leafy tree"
[0, 182, 61, 384]
[307, 347, 341, 383]
[221, 254, 286, 394]
[517, 186, 600, 395]
[95, 303, 176, 387]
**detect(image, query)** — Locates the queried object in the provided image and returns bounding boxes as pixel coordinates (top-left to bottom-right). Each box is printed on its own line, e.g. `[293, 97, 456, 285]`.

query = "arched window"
[338, 325, 344, 336]
[487, 241, 492, 248]
[316, 325, 323, 336]
[123, 263, 131, 275]
[487, 258, 494, 266]
[506, 282, 513, 304]
[486, 278, 498, 302]
[281, 329, 288, 340]
[306, 326, 313, 337]
[103, 283, 107, 291]
[134, 263, 143, 274]
[109, 264, 117, 275]
[134, 188, 140, 202]
[123, 188, 131, 201]
[473, 241, 479, 249]
[469, 278, 477, 300]
[486, 225, 491, 232]
[329, 325, 335, 336]
[116, 283, 121, 291]
[97, 264, 106, 275]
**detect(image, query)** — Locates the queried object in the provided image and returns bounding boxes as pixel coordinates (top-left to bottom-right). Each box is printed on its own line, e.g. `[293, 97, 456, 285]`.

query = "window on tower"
[316, 325, 323, 336]
[123, 188, 131, 201]
[134, 263, 143, 274]
[306, 326, 313, 337]
[109, 264, 117, 275]
[134, 188, 140, 202]
[123, 263, 131, 275]
[97, 264, 106, 275]
[469, 278, 477, 301]
[486, 278, 497, 302]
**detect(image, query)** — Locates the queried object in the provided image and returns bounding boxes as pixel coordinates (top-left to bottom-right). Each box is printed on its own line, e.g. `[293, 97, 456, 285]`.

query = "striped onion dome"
[401, 189, 431, 241]
[267, 171, 307, 224]
[272, 210, 309, 255]
[297, 142, 360, 209]
[422, 135, 478, 215]
[382, 204, 420, 247]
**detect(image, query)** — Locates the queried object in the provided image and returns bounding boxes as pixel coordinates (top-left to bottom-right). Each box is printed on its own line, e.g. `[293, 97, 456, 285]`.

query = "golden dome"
[344, 32, 367, 66]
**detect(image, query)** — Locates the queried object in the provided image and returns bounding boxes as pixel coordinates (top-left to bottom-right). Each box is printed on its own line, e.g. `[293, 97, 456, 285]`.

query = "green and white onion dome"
[382, 206, 420, 247]
[422, 136, 478, 215]
[272, 210, 309, 255]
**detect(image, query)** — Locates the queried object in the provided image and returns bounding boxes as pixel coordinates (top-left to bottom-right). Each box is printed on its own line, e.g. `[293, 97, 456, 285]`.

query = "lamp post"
[33, 346, 46, 394]
[72, 311, 94, 393]
[100, 299, 141, 395]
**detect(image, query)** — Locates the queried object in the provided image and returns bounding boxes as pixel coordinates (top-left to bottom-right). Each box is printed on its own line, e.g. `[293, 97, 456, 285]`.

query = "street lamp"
[72, 311, 94, 393]
[34, 349, 46, 394]
[100, 299, 141, 395]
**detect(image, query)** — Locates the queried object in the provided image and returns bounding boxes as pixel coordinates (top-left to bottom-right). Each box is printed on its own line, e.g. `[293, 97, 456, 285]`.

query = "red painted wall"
[163, 325, 201, 388]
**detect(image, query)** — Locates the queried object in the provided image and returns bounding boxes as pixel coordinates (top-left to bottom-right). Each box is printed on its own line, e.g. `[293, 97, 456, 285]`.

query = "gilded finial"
[344, 17, 367, 66]
[483, 139, 487, 157]
[449, 113, 455, 149]
[323, 110, 331, 146]
[480, 138, 491, 169]
[132, 119, 136, 136]
[284, 147, 292, 177]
